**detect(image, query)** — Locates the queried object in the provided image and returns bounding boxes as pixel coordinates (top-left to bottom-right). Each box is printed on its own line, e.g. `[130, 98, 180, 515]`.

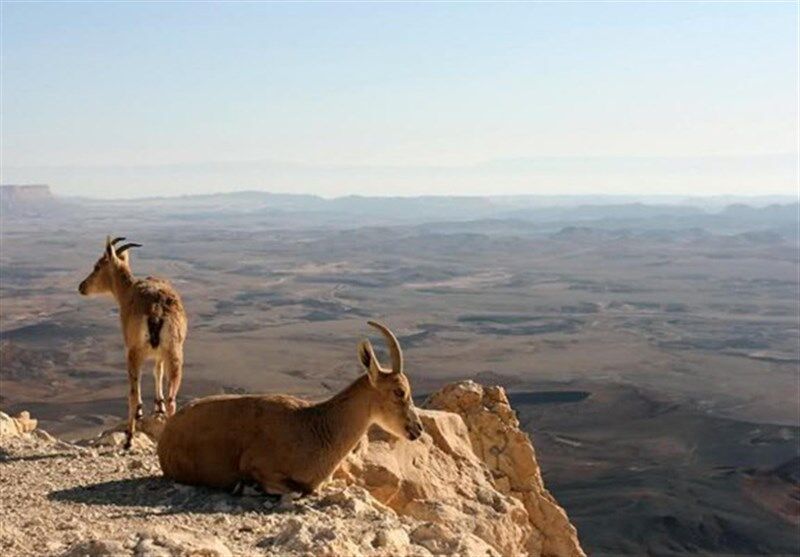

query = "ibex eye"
[394, 389, 405, 398]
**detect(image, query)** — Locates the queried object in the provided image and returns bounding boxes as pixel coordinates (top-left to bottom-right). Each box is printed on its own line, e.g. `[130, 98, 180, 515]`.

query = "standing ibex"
[157, 321, 423, 495]
[79, 236, 187, 449]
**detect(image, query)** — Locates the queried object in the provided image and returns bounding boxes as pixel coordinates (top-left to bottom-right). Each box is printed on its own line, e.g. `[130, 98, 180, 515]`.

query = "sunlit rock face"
[339, 380, 585, 557]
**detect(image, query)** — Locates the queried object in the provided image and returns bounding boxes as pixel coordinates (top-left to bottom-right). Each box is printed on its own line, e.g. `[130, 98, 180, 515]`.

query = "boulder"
[81, 414, 165, 450]
[105, 414, 166, 441]
[0, 410, 38, 438]
[338, 409, 535, 555]
[13, 411, 37, 433]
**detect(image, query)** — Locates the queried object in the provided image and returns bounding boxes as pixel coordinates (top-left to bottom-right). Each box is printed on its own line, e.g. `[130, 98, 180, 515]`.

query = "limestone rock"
[258, 485, 433, 556]
[13, 411, 37, 433]
[0, 412, 20, 437]
[0, 410, 38, 438]
[426, 380, 585, 557]
[85, 430, 154, 452]
[103, 414, 167, 441]
[81, 414, 165, 451]
[338, 409, 534, 556]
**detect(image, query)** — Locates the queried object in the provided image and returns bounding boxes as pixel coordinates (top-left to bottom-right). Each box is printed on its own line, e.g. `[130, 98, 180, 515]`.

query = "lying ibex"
[157, 321, 423, 495]
[79, 236, 187, 448]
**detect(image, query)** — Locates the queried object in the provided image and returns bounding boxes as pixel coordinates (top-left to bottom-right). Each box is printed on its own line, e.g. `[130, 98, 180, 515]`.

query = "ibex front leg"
[125, 348, 144, 450]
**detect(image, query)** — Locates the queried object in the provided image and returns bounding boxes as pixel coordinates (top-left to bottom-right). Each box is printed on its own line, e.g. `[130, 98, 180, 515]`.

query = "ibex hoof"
[232, 479, 265, 497]
[154, 398, 166, 415]
[123, 434, 133, 451]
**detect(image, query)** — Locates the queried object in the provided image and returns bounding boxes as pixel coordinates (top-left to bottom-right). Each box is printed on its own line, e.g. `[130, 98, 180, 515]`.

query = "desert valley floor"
[2, 190, 798, 555]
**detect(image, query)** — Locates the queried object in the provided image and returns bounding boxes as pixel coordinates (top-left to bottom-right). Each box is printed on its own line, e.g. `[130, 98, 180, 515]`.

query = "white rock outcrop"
[426, 381, 585, 557]
[338, 410, 535, 555]
[0, 411, 37, 438]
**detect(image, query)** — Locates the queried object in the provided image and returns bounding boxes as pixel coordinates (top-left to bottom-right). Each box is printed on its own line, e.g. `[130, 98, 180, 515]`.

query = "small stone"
[44, 540, 63, 552]
[373, 528, 410, 550]
[128, 458, 144, 470]
[277, 493, 298, 510]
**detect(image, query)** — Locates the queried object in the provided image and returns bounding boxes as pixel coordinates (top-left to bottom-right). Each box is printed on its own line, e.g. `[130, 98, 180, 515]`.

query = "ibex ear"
[358, 339, 381, 386]
[105, 236, 118, 263]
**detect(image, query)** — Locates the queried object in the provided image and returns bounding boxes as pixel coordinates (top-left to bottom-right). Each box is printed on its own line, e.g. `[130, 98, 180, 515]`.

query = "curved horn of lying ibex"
[367, 320, 403, 374]
[111, 236, 126, 245]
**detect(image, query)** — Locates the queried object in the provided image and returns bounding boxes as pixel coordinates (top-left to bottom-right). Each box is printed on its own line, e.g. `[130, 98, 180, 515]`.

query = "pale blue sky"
[2, 2, 797, 198]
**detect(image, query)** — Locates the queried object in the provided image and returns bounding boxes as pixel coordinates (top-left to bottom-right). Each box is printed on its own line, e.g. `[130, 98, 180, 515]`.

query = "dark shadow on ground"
[0, 446, 83, 463]
[49, 477, 280, 515]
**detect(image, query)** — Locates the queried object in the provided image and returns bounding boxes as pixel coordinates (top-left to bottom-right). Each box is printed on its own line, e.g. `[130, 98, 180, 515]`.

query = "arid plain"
[1, 188, 798, 555]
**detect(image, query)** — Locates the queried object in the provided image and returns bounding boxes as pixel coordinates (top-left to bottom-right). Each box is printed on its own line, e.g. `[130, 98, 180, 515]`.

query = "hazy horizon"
[2, 3, 797, 198]
[3, 181, 798, 205]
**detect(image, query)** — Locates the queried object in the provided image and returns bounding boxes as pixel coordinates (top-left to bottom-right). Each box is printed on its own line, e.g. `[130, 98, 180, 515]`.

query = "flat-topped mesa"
[0, 184, 56, 214]
[157, 321, 424, 495]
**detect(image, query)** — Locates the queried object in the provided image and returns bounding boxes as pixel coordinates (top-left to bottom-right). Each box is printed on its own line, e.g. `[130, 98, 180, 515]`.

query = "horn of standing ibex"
[367, 320, 403, 375]
[111, 237, 126, 245]
[115, 242, 142, 255]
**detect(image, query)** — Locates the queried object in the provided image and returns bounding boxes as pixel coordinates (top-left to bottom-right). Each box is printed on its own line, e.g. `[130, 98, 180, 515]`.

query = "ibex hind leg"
[153, 360, 166, 414]
[165, 349, 183, 416]
[125, 349, 144, 450]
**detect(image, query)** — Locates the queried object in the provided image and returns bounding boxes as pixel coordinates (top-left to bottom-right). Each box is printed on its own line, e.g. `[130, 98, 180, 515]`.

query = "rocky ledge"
[0, 382, 584, 556]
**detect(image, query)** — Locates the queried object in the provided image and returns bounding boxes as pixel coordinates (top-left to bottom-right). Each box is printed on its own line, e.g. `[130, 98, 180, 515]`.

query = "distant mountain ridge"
[4, 186, 797, 239]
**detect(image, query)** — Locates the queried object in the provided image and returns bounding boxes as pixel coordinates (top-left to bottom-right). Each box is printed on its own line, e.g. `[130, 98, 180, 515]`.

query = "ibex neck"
[110, 266, 135, 305]
[309, 375, 376, 461]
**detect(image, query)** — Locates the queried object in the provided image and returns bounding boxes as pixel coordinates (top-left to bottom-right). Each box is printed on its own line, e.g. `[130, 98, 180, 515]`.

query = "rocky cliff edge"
[0, 381, 583, 557]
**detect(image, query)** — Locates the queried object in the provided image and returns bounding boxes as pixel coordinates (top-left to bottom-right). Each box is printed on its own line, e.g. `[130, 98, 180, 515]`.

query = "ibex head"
[359, 321, 424, 441]
[78, 235, 142, 295]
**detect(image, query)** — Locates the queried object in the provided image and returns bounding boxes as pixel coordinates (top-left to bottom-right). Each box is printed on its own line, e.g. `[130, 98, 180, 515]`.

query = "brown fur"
[157, 321, 422, 495]
[79, 236, 188, 448]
